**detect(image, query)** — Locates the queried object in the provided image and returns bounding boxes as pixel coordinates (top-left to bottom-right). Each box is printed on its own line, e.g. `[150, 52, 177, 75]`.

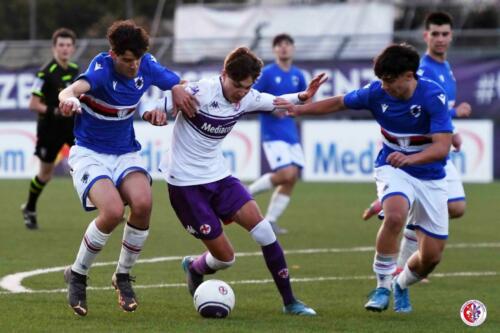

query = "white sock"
[396, 264, 422, 289]
[373, 252, 397, 290]
[397, 228, 419, 268]
[265, 191, 290, 223]
[116, 223, 149, 274]
[72, 220, 110, 275]
[248, 173, 273, 195]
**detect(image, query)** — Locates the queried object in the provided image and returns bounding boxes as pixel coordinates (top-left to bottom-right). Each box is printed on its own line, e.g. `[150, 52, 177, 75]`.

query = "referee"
[21, 28, 79, 229]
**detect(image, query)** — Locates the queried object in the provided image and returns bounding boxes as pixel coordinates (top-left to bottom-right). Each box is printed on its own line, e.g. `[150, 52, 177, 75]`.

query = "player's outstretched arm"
[386, 133, 452, 168]
[273, 95, 347, 117]
[58, 79, 90, 116]
[454, 102, 472, 118]
[298, 73, 328, 102]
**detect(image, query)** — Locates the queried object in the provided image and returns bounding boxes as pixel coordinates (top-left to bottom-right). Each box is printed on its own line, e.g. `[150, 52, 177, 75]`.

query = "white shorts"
[262, 140, 305, 171]
[445, 160, 465, 202]
[68, 145, 151, 211]
[374, 165, 449, 239]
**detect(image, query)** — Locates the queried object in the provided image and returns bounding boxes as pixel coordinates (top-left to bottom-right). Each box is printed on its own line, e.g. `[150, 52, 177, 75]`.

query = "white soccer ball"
[193, 279, 235, 318]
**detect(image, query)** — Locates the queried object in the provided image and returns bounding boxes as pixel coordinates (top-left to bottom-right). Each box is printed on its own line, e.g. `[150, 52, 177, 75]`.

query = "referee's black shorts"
[35, 116, 75, 163]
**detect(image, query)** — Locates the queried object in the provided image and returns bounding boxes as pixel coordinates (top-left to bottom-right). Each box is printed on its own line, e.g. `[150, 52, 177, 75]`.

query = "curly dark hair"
[223, 46, 263, 82]
[373, 43, 420, 80]
[107, 20, 149, 58]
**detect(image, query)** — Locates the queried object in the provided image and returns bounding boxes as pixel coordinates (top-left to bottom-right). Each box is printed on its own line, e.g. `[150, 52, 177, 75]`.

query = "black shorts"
[35, 116, 75, 163]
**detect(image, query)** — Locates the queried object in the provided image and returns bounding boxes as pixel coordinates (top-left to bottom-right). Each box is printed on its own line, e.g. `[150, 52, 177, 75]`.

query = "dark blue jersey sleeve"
[426, 90, 453, 134]
[147, 54, 181, 90]
[77, 54, 107, 91]
[343, 83, 372, 110]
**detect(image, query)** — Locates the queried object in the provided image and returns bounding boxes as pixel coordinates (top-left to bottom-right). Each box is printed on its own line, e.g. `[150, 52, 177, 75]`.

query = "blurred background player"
[362, 11, 471, 278]
[154, 46, 325, 315]
[21, 28, 78, 230]
[275, 44, 453, 313]
[248, 34, 307, 235]
[58, 20, 196, 317]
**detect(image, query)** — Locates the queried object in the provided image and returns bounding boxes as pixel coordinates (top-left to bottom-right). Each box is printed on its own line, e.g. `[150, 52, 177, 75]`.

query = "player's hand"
[59, 96, 81, 116]
[143, 109, 167, 126]
[451, 132, 462, 152]
[386, 151, 413, 168]
[455, 102, 471, 118]
[172, 85, 199, 118]
[299, 73, 328, 101]
[273, 97, 301, 117]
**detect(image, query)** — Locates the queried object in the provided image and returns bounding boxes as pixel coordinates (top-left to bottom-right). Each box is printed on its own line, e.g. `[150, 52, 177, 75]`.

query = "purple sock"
[262, 241, 295, 305]
[190, 252, 216, 275]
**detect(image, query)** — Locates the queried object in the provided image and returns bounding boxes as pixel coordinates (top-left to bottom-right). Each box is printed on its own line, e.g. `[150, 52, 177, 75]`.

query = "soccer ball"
[193, 279, 235, 318]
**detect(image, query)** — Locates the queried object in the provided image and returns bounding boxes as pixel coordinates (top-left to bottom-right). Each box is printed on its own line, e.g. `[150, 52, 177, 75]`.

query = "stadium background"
[0, 1, 499, 332]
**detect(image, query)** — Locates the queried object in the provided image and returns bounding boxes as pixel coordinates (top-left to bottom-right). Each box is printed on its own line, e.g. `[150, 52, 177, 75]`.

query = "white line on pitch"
[0, 271, 497, 295]
[1, 242, 499, 293]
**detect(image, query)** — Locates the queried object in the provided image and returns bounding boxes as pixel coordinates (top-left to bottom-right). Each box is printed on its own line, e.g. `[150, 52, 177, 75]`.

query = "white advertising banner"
[174, 3, 394, 62]
[302, 120, 493, 183]
[0, 122, 38, 178]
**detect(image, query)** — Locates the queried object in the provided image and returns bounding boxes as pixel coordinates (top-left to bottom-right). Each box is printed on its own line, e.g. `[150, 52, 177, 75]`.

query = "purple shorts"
[167, 176, 253, 240]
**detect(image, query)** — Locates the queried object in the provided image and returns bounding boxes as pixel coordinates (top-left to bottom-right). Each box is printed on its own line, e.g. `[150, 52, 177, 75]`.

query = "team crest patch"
[460, 300, 487, 326]
[134, 76, 144, 90]
[81, 172, 89, 184]
[199, 224, 211, 235]
[410, 104, 422, 118]
[278, 268, 289, 279]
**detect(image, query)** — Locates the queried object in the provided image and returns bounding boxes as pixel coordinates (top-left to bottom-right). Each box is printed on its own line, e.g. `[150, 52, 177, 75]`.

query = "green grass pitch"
[0, 179, 499, 332]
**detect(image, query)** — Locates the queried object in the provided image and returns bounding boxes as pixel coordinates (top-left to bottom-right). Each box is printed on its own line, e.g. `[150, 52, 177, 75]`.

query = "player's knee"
[383, 213, 406, 233]
[250, 219, 277, 246]
[102, 204, 125, 225]
[207, 252, 235, 271]
[129, 196, 152, 217]
[280, 167, 299, 185]
[448, 201, 466, 219]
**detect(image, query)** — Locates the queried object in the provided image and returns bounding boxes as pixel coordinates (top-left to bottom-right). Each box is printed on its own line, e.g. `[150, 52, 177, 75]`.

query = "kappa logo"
[186, 225, 197, 235]
[209, 100, 219, 109]
[134, 76, 144, 90]
[94, 62, 103, 71]
[437, 94, 446, 105]
[410, 104, 422, 118]
[381, 104, 389, 113]
[416, 69, 424, 76]
[439, 74, 445, 82]
[112, 81, 117, 90]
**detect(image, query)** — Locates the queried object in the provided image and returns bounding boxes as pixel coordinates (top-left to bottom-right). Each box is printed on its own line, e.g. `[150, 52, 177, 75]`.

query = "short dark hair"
[107, 20, 149, 58]
[273, 33, 294, 47]
[425, 11, 453, 29]
[373, 43, 420, 80]
[223, 46, 263, 82]
[52, 28, 76, 46]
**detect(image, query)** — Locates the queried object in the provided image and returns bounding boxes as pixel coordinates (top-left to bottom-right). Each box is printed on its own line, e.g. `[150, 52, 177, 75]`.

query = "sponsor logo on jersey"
[437, 94, 446, 105]
[200, 122, 234, 135]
